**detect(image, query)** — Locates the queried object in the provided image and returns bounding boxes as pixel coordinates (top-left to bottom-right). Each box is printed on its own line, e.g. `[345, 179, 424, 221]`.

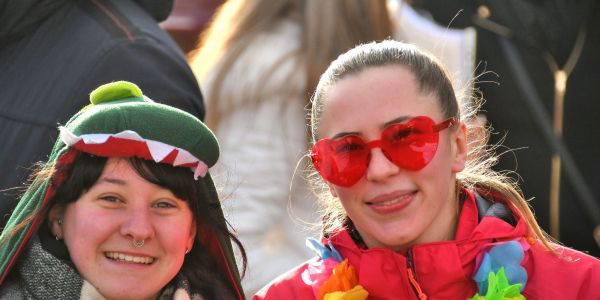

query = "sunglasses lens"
[382, 116, 439, 170]
[312, 116, 449, 186]
[311, 135, 369, 187]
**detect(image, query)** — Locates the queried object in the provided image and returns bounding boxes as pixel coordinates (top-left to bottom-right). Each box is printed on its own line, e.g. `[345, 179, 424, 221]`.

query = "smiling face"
[50, 158, 196, 300]
[317, 64, 467, 250]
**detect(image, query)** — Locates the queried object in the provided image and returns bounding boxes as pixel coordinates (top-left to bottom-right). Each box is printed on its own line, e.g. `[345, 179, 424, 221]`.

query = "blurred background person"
[411, 0, 600, 257]
[189, 0, 476, 296]
[190, 1, 393, 295]
[0, 0, 205, 227]
[160, 0, 222, 54]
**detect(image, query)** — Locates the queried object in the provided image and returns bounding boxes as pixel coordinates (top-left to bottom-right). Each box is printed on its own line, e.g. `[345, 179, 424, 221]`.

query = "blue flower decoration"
[306, 238, 343, 262]
[473, 240, 528, 295]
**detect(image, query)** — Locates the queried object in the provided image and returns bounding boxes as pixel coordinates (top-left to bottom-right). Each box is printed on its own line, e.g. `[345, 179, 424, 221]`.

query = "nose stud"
[132, 238, 145, 248]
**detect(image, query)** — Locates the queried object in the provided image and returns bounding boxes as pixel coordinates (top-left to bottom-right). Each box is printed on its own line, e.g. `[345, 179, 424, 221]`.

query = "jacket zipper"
[407, 249, 428, 300]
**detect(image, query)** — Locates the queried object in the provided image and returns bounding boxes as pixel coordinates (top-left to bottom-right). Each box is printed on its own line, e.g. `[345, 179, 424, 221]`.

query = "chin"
[94, 284, 159, 300]
[367, 232, 414, 250]
[373, 226, 421, 248]
[104, 291, 158, 300]
[382, 239, 414, 250]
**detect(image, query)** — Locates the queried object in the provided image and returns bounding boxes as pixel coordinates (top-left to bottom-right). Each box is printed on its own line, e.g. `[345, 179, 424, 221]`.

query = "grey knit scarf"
[0, 235, 82, 299]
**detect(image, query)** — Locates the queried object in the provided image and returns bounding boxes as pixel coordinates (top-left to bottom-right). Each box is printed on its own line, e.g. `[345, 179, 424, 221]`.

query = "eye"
[153, 201, 177, 209]
[335, 142, 364, 153]
[384, 125, 420, 145]
[99, 195, 122, 203]
[390, 127, 414, 141]
[96, 194, 125, 208]
[333, 136, 365, 153]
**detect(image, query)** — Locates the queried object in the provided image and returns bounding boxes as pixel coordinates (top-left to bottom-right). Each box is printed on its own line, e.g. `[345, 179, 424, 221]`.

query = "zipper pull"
[407, 249, 427, 300]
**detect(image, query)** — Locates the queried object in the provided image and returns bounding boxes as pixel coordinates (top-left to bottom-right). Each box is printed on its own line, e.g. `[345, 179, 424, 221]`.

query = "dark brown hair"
[43, 152, 246, 299]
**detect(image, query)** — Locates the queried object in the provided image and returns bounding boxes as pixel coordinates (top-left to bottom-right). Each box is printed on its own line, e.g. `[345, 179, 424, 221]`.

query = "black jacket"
[0, 0, 205, 226]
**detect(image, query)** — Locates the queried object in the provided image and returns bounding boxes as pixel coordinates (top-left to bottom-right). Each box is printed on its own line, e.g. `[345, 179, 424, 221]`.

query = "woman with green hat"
[0, 81, 246, 299]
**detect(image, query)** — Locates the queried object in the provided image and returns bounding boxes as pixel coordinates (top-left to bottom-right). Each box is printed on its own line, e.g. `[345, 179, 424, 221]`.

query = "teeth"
[378, 198, 403, 206]
[371, 194, 411, 206]
[105, 252, 155, 264]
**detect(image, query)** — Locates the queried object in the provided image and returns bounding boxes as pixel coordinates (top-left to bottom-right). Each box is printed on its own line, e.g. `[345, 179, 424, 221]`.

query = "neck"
[411, 185, 460, 246]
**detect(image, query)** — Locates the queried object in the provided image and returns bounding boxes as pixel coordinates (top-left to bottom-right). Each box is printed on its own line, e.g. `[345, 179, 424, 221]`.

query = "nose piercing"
[132, 238, 145, 248]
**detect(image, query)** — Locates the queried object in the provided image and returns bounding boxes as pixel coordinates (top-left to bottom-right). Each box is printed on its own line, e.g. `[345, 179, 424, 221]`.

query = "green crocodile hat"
[0, 81, 243, 298]
[61, 80, 218, 179]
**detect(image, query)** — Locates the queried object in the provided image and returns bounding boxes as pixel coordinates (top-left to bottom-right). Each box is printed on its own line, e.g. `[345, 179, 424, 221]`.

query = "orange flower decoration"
[323, 285, 369, 300]
[318, 259, 368, 300]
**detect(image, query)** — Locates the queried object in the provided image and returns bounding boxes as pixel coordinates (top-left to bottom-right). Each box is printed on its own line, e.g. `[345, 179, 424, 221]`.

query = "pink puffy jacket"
[254, 189, 600, 299]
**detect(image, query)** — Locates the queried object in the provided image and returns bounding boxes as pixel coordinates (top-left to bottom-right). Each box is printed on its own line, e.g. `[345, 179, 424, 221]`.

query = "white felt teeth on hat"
[59, 127, 209, 179]
[146, 139, 172, 162]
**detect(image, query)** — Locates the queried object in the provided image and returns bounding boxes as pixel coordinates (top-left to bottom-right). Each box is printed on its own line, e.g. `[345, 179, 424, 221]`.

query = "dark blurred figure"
[411, 0, 600, 257]
[0, 0, 205, 228]
[160, 0, 222, 54]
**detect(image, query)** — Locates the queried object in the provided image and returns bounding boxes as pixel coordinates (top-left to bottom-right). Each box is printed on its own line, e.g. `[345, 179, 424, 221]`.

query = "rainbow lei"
[470, 240, 529, 299]
[302, 238, 369, 300]
[302, 238, 529, 299]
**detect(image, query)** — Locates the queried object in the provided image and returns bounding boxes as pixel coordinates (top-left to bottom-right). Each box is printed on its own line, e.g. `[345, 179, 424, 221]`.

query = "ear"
[451, 122, 468, 173]
[48, 204, 66, 239]
[186, 219, 197, 250]
[327, 182, 339, 198]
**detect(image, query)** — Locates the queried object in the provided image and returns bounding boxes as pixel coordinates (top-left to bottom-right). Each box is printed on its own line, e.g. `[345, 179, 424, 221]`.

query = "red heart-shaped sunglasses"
[311, 116, 456, 187]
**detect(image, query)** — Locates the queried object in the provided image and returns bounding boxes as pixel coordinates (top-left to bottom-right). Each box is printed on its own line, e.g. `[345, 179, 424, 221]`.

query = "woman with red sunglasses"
[253, 40, 600, 299]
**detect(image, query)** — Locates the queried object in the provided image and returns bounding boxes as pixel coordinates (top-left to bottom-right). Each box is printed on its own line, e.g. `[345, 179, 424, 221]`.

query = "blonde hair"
[189, 0, 392, 129]
[309, 40, 554, 250]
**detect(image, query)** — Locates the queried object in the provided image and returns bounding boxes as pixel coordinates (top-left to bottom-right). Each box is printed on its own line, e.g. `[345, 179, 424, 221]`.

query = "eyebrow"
[330, 115, 413, 140]
[331, 130, 360, 139]
[383, 116, 411, 128]
[97, 177, 128, 186]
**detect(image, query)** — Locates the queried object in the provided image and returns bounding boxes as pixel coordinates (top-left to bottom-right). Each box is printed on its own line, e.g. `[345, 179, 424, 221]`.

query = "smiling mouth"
[370, 197, 404, 207]
[105, 252, 155, 264]
[367, 192, 415, 207]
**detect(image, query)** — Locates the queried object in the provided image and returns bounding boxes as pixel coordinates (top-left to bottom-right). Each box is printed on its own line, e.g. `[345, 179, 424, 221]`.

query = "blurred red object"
[160, 0, 223, 55]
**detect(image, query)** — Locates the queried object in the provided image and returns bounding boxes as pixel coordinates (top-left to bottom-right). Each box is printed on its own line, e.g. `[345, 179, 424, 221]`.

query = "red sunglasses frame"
[311, 116, 457, 187]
